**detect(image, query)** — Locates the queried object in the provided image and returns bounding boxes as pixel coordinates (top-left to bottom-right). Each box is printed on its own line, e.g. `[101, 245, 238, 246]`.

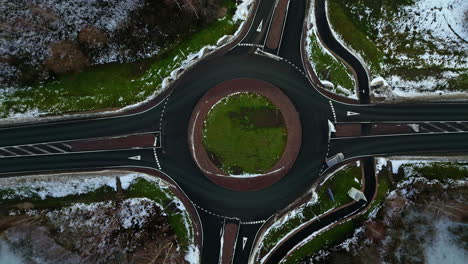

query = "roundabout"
[188, 78, 302, 191]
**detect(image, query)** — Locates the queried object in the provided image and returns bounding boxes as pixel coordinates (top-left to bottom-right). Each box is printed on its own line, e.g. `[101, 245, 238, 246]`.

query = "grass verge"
[259, 164, 361, 256]
[308, 29, 355, 96]
[0, 1, 240, 118]
[282, 220, 356, 264]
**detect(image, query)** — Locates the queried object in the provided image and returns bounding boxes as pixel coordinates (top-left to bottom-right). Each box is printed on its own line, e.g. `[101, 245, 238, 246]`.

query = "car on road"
[326, 153, 344, 167]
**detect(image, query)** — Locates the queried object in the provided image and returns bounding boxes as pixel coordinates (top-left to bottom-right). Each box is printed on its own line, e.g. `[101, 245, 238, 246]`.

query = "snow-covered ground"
[0, 240, 24, 264]
[0, 0, 254, 123]
[376, 156, 468, 175]
[328, 0, 467, 101]
[0, 0, 145, 67]
[308, 158, 468, 263]
[0, 170, 200, 264]
[374, 0, 467, 99]
[425, 218, 468, 264]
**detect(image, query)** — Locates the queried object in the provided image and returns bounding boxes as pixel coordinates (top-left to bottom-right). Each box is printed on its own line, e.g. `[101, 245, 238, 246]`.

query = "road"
[0, 0, 467, 263]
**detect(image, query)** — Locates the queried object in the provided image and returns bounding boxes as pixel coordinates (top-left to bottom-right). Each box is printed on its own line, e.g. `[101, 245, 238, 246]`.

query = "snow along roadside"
[0, 170, 201, 264]
[0, 0, 256, 126]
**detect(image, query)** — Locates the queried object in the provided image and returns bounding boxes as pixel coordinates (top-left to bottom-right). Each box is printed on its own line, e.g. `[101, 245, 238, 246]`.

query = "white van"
[326, 153, 344, 167]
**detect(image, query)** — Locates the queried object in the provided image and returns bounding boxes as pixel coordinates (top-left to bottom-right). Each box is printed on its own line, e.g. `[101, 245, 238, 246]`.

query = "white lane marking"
[444, 122, 463, 132]
[329, 101, 337, 122]
[0, 131, 161, 150]
[419, 126, 433, 133]
[0, 148, 18, 156]
[234, 0, 263, 47]
[238, 43, 264, 48]
[61, 143, 72, 149]
[47, 144, 67, 153]
[153, 148, 162, 170]
[280, 57, 306, 76]
[331, 130, 468, 140]
[29, 145, 49, 154]
[424, 122, 446, 132]
[254, 48, 281, 61]
[242, 237, 248, 250]
[256, 19, 263, 32]
[275, 0, 291, 56]
[128, 155, 141, 161]
[335, 120, 468, 125]
[12, 146, 34, 155]
[346, 111, 359, 116]
[240, 220, 266, 225]
[262, 0, 279, 49]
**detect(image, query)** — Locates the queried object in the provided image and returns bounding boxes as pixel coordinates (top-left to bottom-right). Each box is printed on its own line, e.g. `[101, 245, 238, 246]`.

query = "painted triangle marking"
[346, 111, 360, 116]
[256, 20, 263, 32]
[128, 155, 141, 161]
[242, 237, 248, 250]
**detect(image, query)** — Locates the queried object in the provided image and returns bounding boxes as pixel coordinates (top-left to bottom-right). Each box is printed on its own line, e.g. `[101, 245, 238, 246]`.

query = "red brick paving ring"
[188, 78, 302, 191]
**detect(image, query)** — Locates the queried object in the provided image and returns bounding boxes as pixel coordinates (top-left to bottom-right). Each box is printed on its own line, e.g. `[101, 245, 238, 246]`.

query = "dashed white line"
[238, 43, 264, 48]
[240, 220, 266, 225]
[280, 57, 306, 77]
[329, 101, 337, 122]
[153, 148, 162, 170]
[194, 204, 265, 224]
[194, 203, 226, 218]
[159, 92, 173, 131]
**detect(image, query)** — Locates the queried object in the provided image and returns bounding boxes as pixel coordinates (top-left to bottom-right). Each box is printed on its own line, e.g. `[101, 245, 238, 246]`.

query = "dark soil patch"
[229, 107, 285, 128]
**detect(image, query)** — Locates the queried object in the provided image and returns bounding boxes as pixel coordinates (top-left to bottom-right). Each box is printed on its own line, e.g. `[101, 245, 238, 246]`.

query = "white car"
[326, 153, 344, 167]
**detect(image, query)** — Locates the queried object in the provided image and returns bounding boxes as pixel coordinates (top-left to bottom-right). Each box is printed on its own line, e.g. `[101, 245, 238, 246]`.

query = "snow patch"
[425, 218, 468, 264]
[0, 172, 141, 200]
[0, 240, 24, 264]
[233, 0, 254, 22]
[185, 245, 200, 264]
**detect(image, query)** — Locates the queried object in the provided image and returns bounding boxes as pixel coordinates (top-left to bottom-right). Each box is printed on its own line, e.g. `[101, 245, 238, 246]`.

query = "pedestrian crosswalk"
[0, 143, 72, 157]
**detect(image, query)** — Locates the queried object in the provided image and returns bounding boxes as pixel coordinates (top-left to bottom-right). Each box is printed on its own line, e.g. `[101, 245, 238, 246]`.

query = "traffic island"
[188, 78, 302, 191]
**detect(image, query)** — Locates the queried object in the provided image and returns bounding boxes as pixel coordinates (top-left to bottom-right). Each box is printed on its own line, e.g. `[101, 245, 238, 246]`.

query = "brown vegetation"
[0, 198, 188, 264]
[307, 179, 468, 264]
[78, 27, 108, 48]
[45, 41, 89, 75]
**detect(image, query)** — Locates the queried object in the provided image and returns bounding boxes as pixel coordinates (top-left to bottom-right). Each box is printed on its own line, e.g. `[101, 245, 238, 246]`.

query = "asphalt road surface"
[0, 0, 467, 263]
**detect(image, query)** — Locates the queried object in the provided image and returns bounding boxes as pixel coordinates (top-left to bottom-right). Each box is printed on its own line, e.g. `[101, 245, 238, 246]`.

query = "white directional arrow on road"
[242, 237, 248, 250]
[128, 155, 141, 161]
[346, 111, 360, 116]
[256, 20, 263, 32]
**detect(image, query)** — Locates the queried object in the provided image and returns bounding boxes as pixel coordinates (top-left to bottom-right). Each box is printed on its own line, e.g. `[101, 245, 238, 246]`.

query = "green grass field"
[0, 1, 239, 118]
[308, 29, 356, 96]
[202, 93, 287, 175]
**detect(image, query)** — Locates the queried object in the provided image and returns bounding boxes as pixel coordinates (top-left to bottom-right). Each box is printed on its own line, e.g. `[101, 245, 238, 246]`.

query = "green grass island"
[202, 93, 288, 175]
